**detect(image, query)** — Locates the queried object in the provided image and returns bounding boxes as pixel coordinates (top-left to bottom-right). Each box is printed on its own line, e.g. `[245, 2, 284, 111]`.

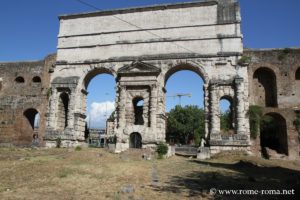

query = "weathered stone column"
[235, 77, 246, 134]
[67, 90, 75, 129]
[118, 86, 126, 128]
[150, 85, 157, 129]
[80, 89, 88, 117]
[210, 84, 220, 135]
[73, 89, 88, 139]
[47, 87, 57, 128]
[204, 84, 209, 138]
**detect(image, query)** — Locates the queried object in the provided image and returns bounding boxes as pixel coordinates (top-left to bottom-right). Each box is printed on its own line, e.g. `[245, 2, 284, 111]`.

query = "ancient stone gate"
[44, 0, 251, 153]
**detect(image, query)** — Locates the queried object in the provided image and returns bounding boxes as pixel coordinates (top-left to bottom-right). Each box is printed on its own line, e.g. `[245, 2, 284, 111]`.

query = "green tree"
[247, 105, 263, 139]
[167, 105, 205, 145]
[220, 110, 231, 132]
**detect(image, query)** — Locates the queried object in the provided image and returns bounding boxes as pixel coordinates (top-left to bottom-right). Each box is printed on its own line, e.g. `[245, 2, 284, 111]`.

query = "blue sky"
[1, 0, 300, 128]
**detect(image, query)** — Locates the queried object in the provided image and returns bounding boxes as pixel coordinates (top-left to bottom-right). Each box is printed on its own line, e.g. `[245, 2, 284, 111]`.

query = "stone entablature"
[56, 0, 242, 64]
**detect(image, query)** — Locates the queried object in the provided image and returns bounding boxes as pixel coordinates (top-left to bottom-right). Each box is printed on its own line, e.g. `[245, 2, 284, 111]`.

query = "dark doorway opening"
[130, 132, 142, 148]
[260, 113, 288, 156]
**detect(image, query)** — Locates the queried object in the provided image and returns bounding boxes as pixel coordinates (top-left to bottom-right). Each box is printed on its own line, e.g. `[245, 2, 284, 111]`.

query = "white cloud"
[86, 101, 115, 128]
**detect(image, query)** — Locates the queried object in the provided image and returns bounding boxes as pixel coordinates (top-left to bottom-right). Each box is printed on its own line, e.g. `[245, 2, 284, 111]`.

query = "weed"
[156, 143, 168, 159]
[75, 146, 82, 151]
[238, 55, 251, 66]
[247, 105, 263, 139]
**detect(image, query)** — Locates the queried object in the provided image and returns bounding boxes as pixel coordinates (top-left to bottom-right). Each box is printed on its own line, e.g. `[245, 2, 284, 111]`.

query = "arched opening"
[165, 66, 205, 146]
[295, 67, 300, 80]
[130, 132, 142, 148]
[23, 108, 39, 130]
[32, 76, 41, 83]
[57, 92, 69, 130]
[84, 69, 115, 144]
[219, 97, 234, 134]
[15, 76, 25, 83]
[22, 108, 40, 145]
[253, 68, 277, 107]
[260, 113, 288, 157]
[133, 97, 144, 125]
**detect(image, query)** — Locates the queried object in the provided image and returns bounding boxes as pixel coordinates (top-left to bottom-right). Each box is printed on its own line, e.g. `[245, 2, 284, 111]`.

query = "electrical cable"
[71, 0, 199, 55]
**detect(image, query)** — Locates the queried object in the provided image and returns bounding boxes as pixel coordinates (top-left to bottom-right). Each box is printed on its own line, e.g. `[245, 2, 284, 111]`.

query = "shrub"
[278, 48, 292, 61]
[238, 55, 251, 66]
[75, 146, 82, 151]
[56, 137, 61, 148]
[156, 143, 168, 159]
[247, 105, 263, 139]
[194, 132, 201, 146]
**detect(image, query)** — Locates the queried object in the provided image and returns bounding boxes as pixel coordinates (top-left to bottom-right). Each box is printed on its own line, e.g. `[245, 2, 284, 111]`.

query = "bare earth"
[0, 148, 299, 200]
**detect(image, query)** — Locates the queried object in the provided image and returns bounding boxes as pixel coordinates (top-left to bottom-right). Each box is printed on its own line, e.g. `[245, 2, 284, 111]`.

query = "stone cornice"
[59, 1, 218, 20]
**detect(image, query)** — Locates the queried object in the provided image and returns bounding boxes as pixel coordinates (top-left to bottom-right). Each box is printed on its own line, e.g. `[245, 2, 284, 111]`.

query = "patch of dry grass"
[0, 148, 299, 200]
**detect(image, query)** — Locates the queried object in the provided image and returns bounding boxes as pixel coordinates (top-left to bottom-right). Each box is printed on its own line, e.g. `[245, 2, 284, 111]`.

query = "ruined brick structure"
[0, 54, 55, 146]
[0, 0, 299, 159]
[245, 49, 300, 159]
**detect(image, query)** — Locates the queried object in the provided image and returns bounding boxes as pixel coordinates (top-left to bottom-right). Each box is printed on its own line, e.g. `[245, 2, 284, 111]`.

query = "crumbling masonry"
[0, 0, 299, 159]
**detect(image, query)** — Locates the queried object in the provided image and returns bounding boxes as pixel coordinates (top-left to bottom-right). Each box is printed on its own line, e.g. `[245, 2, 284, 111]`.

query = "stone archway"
[81, 67, 117, 128]
[22, 108, 40, 145]
[130, 132, 142, 148]
[82, 67, 116, 89]
[260, 112, 288, 156]
[253, 67, 278, 107]
[24, 108, 39, 130]
[164, 62, 209, 85]
[164, 62, 208, 139]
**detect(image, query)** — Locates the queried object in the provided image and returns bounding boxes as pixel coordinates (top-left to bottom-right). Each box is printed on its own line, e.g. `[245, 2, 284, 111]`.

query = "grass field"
[0, 147, 299, 200]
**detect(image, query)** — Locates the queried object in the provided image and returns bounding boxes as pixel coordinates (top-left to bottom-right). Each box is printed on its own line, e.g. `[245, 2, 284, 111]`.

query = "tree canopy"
[167, 105, 205, 145]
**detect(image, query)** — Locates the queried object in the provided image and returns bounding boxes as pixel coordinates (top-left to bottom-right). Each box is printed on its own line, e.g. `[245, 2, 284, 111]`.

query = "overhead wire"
[72, 0, 199, 55]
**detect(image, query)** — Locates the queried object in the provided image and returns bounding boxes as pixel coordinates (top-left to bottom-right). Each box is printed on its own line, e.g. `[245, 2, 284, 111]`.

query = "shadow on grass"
[156, 159, 300, 199]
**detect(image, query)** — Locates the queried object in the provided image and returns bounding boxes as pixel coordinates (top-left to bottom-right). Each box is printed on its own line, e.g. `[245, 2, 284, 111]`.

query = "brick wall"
[0, 54, 55, 146]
